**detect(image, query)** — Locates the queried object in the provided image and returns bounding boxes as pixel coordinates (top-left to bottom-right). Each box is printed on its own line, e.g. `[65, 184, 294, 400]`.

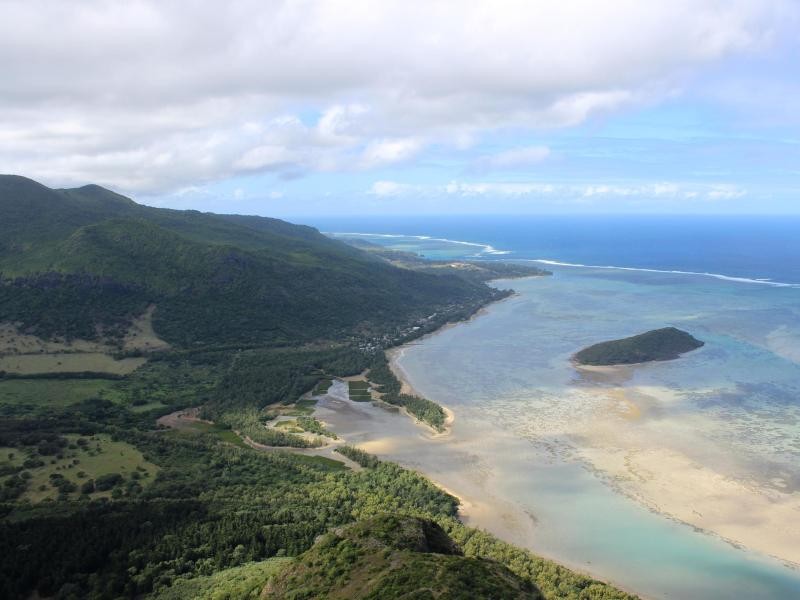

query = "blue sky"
[2, 1, 799, 215]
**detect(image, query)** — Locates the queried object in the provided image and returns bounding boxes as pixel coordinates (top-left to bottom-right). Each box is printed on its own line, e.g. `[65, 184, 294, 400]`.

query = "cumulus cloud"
[0, 0, 792, 193]
[368, 181, 419, 197]
[234, 145, 296, 171]
[706, 184, 747, 200]
[360, 138, 423, 168]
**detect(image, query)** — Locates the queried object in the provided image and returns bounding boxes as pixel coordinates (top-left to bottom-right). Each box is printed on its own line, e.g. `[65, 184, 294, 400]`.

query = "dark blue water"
[304, 215, 800, 285]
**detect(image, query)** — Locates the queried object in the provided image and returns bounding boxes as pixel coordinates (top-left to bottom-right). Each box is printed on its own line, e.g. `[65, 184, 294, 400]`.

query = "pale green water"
[394, 266, 800, 599]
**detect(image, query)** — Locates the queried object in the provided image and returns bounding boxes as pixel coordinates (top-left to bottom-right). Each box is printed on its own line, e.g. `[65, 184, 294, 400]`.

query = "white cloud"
[368, 181, 418, 196]
[376, 179, 746, 201]
[445, 181, 557, 196]
[316, 104, 369, 144]
[579, 182, 746, 200]
[707, 184, 747, 200]
[234, 145, 295, 171]
[360, 138, 423, 168]
[0, 0, 793, 193]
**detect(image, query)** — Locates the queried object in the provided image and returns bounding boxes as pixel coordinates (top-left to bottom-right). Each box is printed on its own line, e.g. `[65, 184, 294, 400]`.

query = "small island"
[574, 327, 704, 366]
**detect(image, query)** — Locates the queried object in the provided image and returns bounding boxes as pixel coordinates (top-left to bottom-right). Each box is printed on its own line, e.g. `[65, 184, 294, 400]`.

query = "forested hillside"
[262, 514, 543, 599]
[0, 176, 633, 599]
[0, 175, 502, 346]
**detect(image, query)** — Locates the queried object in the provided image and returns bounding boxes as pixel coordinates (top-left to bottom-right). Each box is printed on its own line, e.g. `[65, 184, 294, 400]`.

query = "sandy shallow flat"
[311, 369, 800, 599]
[314, 381, 539, 550]
[385, 346, 800, 569]
[577, 385, 800, 566]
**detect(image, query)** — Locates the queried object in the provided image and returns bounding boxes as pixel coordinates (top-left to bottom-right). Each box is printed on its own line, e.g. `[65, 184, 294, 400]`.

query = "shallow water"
[311, 223, 800, 597]
[390, 267, 800, 598]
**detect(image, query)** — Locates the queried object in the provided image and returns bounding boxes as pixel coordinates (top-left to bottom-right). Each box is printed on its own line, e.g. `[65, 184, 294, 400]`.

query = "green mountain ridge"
[1, 174, 334, 256]
[262, 514, 543, 599]
[0, 175, 501, 346]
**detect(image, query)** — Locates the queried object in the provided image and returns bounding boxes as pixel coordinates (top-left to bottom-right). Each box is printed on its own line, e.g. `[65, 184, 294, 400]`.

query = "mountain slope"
[0, 176, 138, 271]
[262, 515, 543, 600]
[0, 175, 502, 346]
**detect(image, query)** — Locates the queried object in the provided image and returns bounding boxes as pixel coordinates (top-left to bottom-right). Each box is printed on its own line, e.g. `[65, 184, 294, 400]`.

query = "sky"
[2, 0, 799, 216]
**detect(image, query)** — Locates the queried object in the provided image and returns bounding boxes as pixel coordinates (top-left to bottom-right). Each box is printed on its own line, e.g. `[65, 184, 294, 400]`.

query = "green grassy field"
[0, 352, 146, 375]
[312, 378, 333, 395]
[295, 398, 317, 412]
[284, 453, 347, 471]
[214, 428, 248, 447]
[0, 378, 115, 412]
[262, 397, 319, 420]
[0, 433, 158, 502]
[274, 419, 304, 433]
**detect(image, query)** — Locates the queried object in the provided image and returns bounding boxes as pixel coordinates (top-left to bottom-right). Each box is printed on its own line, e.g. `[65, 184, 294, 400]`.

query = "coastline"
[313, 228, 800, 599]
[348, 285, 800, 593]
[383, 294, 651, 596]
[384, 290, 518, 435]
[316, 334, 642, 597]
[385, 345, 454, 436]
[311, 379, 621, 588]
[385, 336, 538, 543]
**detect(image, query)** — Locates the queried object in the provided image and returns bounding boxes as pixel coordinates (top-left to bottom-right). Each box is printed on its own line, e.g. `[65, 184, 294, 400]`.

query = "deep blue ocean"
[305, 215, 800, 285]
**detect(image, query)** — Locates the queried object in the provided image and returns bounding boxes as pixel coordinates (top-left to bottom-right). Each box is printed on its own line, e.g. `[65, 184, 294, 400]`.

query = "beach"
[312, 268, 800, 599]
[313, 379, 542, 552]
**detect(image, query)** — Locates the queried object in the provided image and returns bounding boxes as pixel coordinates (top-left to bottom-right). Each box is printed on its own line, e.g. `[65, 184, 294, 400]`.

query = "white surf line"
[327, 231, 512, 256]
[327, 231, 798, 288]
[530, 259, 800, 288]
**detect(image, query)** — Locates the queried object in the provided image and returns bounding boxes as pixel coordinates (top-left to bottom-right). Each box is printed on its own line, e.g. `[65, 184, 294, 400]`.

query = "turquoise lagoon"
[324, 230, 800, 599]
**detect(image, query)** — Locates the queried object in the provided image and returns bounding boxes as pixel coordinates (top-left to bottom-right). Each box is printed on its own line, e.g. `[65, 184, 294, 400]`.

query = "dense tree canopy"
[0, 176, 632, 599]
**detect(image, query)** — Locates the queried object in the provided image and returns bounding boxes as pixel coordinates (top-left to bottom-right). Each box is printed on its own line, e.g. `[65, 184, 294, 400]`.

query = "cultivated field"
[0, 378, 114, 411]
[348, 380, 371, 401]
[0, 353, 146, 375]
[0, 305, 167, 376]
